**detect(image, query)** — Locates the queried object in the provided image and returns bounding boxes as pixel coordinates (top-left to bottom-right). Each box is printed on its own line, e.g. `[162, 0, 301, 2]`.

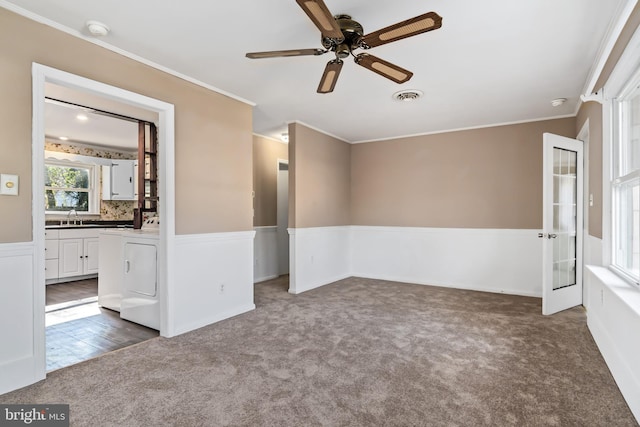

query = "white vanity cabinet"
[102, 160, 137, 201]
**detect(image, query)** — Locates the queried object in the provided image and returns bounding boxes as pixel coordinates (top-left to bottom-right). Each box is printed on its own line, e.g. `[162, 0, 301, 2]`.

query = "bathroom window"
[612, 74, 640, 285]
[44, 159, 99, 214]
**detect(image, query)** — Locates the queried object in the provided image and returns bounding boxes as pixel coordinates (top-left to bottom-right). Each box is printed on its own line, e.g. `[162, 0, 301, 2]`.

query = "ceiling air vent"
[393, 90, 423, 102]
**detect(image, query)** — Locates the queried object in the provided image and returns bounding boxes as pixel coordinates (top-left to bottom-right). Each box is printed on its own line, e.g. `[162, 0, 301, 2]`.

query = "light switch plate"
[0, 174, 19, 196]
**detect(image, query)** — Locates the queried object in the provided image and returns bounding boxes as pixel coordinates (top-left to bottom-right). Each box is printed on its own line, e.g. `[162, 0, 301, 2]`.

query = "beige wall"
[0, 9, 253, 243]
[351, 118, 576, 229]
[289, 123, 351, 228]
[579, 4, 640, 240]
[253, 135, 288, 227]
[576, 102, 603, 239]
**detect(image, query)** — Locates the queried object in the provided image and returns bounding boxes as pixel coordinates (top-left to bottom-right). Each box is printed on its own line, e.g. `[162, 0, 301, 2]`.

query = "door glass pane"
[552, 148, 578, 290]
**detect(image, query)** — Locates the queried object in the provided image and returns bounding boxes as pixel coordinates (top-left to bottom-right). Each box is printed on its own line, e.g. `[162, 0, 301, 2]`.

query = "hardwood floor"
[46, 279, 158, 372]
[46, 278, 98, 309]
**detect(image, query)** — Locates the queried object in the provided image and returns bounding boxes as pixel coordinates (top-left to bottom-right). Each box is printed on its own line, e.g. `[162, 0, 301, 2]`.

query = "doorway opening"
[42, 86, 162, 370]
[277, 159, 289, 277]
[32, 64, 175, 380]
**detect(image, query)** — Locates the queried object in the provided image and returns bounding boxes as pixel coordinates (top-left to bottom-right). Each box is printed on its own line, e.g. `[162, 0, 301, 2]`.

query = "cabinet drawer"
[45, 229, 59, 240]
[45, 239, 59, 260]
[59, 228, 103, 239]
[45, 259, 59, 280]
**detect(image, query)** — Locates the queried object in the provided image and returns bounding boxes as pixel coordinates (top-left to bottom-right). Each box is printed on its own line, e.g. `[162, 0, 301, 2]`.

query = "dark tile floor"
[46, 280, 159, 372]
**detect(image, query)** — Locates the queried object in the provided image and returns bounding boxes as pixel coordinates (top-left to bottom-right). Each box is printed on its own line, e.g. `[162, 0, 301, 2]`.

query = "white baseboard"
[351, 226, 542, 297]
[254, 226, 279, 283]
[288, 226, 351, 294]
[172, 231, 256, 336]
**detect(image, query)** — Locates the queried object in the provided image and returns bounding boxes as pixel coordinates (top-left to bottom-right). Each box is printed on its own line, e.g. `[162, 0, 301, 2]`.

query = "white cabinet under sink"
[47, 228, 104, 284]
[58, 238, 84, 278]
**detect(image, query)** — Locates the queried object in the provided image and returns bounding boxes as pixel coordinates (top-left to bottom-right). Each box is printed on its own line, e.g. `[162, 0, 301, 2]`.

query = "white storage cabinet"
[102, 160, 137, 201]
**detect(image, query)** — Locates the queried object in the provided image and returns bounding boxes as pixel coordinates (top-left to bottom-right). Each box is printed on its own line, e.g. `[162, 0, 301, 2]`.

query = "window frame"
[605, 42, 640, 287]
[44, 158, 100, 215]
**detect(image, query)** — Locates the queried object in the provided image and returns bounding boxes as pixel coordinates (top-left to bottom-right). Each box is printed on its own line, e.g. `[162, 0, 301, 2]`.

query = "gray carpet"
[1, 276, 637, 426]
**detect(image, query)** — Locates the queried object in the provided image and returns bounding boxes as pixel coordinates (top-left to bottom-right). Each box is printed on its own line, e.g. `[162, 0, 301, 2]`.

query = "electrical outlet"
[219, 283, 225, 294]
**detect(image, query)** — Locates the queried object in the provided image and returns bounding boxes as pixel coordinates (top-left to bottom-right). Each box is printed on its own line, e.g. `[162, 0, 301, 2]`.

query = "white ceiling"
[44, 83, 158, 150]
[4, 0, 629, 143]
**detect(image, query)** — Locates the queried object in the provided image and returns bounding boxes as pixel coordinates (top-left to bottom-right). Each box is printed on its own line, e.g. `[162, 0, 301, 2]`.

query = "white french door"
[541, 133, 584, 315]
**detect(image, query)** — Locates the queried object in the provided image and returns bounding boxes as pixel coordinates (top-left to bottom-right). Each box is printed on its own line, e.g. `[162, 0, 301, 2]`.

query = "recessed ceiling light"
[551, 98, 567, 107]
[86, 20, 110, 37]
[58, 136, 69, 141]
[393, 90, 423, 102]
[76, 113, 89, 121]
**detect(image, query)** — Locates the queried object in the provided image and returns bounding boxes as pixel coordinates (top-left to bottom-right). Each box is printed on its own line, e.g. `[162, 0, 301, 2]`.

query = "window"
[44, 159, 98, 214]
[612, 74, 640, 285]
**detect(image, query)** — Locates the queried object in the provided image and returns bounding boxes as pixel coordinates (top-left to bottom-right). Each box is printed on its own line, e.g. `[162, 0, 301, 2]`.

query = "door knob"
[538, 233, 558, 239]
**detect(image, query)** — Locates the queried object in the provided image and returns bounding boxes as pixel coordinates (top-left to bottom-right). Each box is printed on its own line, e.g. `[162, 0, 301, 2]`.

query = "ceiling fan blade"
[354, 54, 413, 84]
[317, 60, 343, 93]
[246, 48, 326, 59]
[359, 12, 442, 49]
[295, 0, 344, 41]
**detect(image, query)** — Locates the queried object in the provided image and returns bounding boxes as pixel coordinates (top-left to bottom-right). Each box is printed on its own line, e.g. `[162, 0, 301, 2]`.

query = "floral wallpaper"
[100, 200, 135, 220]
[45, 140, 136, 159]
[45, 140, 136, 221]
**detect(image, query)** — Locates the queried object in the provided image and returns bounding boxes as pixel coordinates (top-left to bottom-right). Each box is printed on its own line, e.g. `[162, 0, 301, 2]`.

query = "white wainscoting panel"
[351, 226, 543, 297]
[288, 227, 351, 294]
[172, 231, 256, 336]
[585, 266, 640, 422]
[0, 242, 43, 395]
[254, 226, 279, 283]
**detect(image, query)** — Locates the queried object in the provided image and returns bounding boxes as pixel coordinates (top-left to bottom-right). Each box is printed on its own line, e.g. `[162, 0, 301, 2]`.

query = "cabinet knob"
[80, 255, 84, 259]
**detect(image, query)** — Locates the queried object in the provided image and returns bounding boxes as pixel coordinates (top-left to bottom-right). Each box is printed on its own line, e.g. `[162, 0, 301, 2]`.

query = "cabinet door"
[110, 160, 136, 200]
[58, 238, 83, 278]
[84, 238, 100, 274]
[124, 242, 157, 296]
[45, 259, 59, 280]
[45, 239, 58, 260]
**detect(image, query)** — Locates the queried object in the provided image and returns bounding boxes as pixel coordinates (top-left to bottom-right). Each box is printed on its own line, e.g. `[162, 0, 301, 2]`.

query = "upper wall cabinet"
[102, 160, 137, 201]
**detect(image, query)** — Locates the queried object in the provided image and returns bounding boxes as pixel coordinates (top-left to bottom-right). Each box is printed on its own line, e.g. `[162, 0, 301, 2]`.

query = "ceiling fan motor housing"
[321, 14, 364, 56]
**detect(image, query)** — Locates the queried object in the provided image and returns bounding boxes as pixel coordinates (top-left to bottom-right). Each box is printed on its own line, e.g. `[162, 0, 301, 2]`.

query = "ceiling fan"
[246, 0, 442, 93]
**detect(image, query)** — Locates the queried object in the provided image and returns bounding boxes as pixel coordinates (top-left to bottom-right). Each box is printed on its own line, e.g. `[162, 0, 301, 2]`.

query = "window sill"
[586, 265, 640, 317]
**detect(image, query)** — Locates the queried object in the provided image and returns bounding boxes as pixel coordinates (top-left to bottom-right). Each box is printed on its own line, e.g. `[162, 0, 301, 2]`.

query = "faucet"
[67, 209, 78, 225]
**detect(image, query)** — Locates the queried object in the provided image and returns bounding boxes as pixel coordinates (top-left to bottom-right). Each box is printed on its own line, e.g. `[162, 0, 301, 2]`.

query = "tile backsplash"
[45, 140, 137, 221]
